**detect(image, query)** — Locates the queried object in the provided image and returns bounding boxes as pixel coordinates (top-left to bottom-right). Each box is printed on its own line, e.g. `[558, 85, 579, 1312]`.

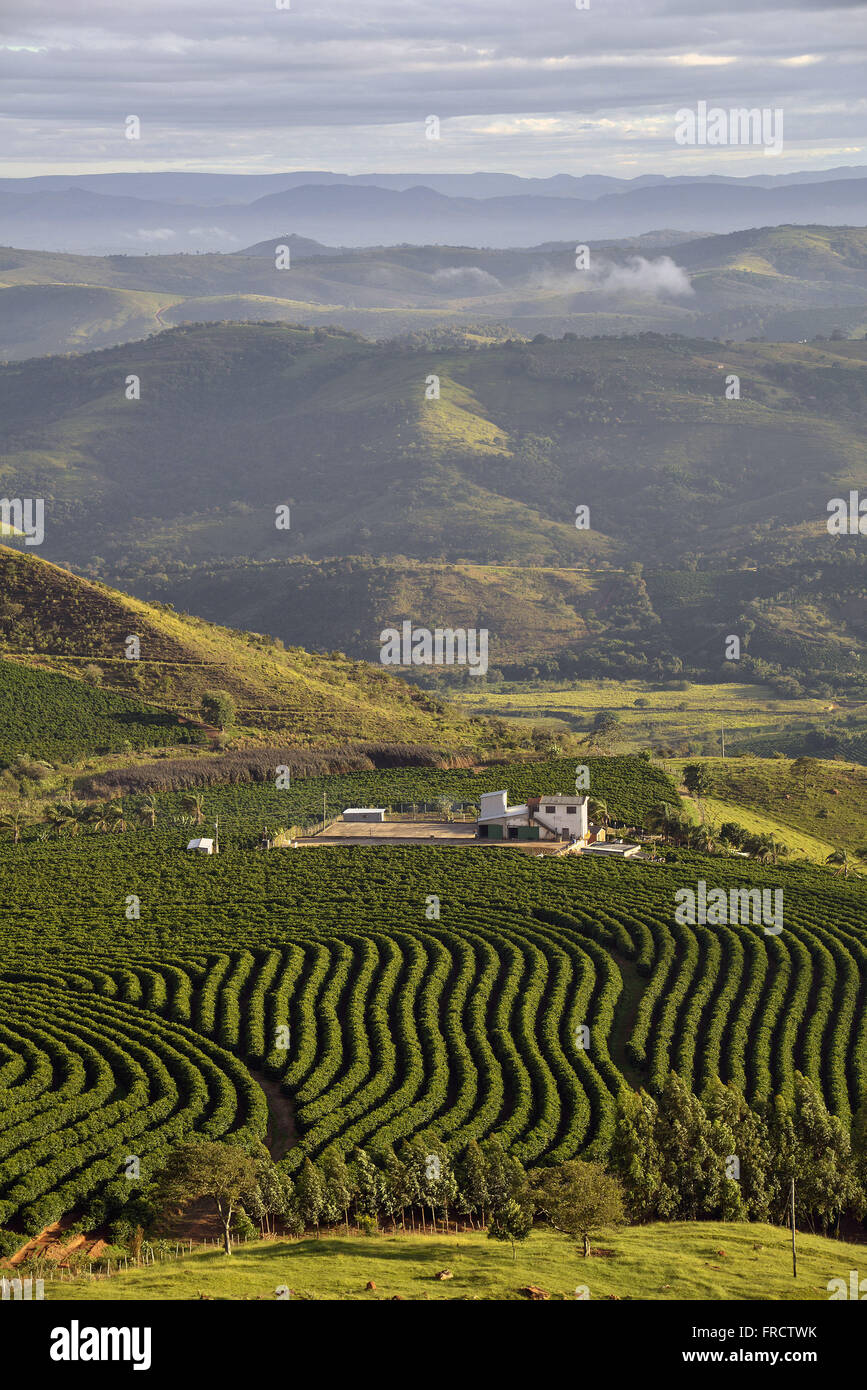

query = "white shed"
[187, 837, 215, 854]
[342, 808, 386, 823]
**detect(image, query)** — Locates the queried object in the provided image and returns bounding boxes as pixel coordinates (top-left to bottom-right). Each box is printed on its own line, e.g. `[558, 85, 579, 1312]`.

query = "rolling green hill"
[0, 546, 483, 754]
[34, 1223, 867, 1302]
[3, 225, 867, 359]
[451, 678, 867, 761]
[0, 832, 863, 1239]
[1, 319, 864, 690]
[677, 756, 867, 860]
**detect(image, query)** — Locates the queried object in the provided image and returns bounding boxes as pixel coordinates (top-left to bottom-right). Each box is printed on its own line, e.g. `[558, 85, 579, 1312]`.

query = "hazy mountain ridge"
[1, 319, 864, 685]
[2, 168, 867, 253]
[3, 225, 867, 361]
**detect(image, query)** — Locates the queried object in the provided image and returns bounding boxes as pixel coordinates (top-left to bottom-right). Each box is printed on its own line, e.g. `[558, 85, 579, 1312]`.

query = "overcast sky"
[1, 0, 865, 178]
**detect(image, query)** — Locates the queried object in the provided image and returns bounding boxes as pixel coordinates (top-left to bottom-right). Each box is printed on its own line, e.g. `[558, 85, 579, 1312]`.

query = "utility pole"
[322, 791, 326, 833]
[214, 816, 219, 854]
[790, 1178, 797, 1278]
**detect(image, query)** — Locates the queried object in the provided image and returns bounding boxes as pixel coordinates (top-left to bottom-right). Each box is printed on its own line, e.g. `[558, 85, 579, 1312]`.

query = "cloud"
[593, 254, 694, 298]
[125, 227, 176, 241]
[0, 0, 864, 175]
[187, 226, 239, 241]
[431, 266, 503, 292]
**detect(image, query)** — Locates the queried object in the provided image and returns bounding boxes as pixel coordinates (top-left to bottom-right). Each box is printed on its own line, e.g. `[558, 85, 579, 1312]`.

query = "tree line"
[105, 1072, 866, 1263]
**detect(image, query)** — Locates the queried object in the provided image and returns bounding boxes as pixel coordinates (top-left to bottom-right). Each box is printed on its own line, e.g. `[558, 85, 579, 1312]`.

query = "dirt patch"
[155, 1196, 224, 1244]
[6, 1220, 108, 1269]
[247, 1066, 298, 1160]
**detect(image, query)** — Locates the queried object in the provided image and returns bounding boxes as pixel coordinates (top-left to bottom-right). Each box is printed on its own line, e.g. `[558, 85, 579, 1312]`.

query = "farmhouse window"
[545, 806, 556, 813]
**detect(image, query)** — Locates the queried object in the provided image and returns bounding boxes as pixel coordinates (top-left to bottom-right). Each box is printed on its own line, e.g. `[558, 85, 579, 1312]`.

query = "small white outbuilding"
[187, 838, 215, 854]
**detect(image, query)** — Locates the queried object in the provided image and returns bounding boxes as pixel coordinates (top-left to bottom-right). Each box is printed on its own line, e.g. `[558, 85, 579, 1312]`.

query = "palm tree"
[44, 803, 74, 837]
[648, 800, 687, 845]
[106, 800, 127, 833]
[62, 800, 90, 837]
[695, 818, 718, 854]
[85, 803, 111, 833]
[588, 797, 610, 828]
[139, 797, 158, 830]
[747, 833, 780, 864]
[0, 807, 30, 844]
[182, 793, 205, 826]
[826, 848, 852, 878]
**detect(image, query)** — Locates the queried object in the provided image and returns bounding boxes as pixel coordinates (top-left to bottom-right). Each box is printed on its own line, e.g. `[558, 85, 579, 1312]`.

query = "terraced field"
[0, 834, 863, 1233]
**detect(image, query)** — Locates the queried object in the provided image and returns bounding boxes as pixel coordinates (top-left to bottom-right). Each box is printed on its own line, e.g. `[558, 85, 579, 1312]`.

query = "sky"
[1, 0, 865, 178]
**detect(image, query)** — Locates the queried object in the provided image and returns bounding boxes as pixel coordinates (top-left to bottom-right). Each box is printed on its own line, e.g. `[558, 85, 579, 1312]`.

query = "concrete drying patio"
[291, 820, 569, 852]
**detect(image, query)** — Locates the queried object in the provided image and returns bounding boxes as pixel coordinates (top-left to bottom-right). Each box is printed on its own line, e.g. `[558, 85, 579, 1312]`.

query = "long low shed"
[342, 807, 386, 823]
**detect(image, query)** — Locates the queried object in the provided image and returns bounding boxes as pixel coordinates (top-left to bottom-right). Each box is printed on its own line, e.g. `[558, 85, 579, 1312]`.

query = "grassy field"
[684, 795, 836, 864]
[667, 757, 867, 861]
[0, 545, 484, 752]
[41, 1223, 866, 1302]
[451, 680, 849, 755]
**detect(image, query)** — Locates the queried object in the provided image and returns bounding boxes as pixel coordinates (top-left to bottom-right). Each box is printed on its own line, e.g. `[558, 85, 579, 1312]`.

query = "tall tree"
[487, 1198, 533, 1262]
[791, 756, 820, 795]
[295, 1157, 326, 1236]
[201, 690, 236, 731]
[533, 1160, 625, 1258]
[786, 1074, 861, 1234]
[350, 1148, 386, 1225]
[683, 763, 712, 798]
[455, 1139, 490, 1228]
[154, 1141, 257, 1255]
[610, 1087, 663, 1222]
[320, 1147, 355, 1232]
[654, 1073, 730, 1220]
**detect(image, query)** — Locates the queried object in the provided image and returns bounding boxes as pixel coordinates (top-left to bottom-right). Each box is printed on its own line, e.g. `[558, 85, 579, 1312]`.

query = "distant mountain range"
[2, 225, 867, 361]
[1, 167, 867, 253]
[1, 316, 864, 683]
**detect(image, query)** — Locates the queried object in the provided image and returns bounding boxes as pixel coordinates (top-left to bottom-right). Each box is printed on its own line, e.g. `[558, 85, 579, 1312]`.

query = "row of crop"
[790, 922, 856, 1126]
[293, 941, 356, 1107]
[0, 1004, 115, 1155]
[505, 919, 584, 1160]
[693, 926, 743, 1096]
[496, 932, 558, 1163]
[625, 912, 676, 1069]
[768, 930, 812, 1107]
[280, 943, 333, 1094]
[0, 998, 156, 1186]
[444, 929, 506, 1151]
[672, 927, 722, 1095]
[214, 951, 258, 1052]
[0, 1005, 91, 1133]
[568, 936, 623, 1158]
[720, 928, 768, 1097]
[505, 911, 617, 1159]
[285, 933, 425, 1166]
[242, 949, 282, 1064]
[427, 930, 481, 1138]
[0, 978, 268, 1228]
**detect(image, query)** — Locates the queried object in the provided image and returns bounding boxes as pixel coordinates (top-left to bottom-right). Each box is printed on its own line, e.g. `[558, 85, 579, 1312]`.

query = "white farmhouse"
[477, 790, 589, 843]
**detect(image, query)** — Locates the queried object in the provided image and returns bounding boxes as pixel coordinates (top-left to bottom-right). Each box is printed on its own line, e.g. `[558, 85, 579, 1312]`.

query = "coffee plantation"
[0, 815, 864, 1234]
